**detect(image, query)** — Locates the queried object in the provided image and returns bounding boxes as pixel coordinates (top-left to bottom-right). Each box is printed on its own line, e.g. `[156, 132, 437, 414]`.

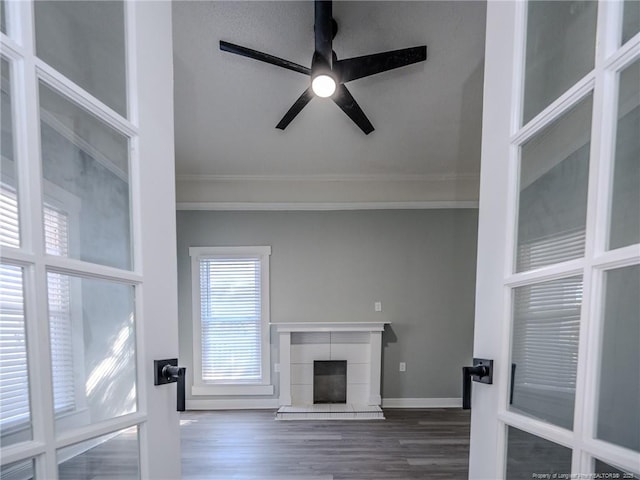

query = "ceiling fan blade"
[220, 40, 311, 76]
[314, 0, 333, 65]
[276, 87, 315, 130]
[332, 84, 374, 135]
[335, 46, 427, 83]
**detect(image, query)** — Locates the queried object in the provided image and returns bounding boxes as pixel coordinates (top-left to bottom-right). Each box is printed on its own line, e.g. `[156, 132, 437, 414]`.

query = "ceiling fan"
[220, 0, 427, 135]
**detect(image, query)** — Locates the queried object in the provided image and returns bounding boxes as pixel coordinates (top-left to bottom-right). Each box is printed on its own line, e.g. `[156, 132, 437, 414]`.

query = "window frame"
[189, 246, 273, 396]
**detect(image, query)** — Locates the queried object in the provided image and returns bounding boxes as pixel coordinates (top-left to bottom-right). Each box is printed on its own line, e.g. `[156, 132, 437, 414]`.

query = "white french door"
[0, 2, 180, 479]
[469, 1, 639, 478]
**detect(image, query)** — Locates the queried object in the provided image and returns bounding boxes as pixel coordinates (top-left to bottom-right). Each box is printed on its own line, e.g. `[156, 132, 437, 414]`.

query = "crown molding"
[175, 173, 480, 183]
[175, 172, 480, 205]
[176, 201, 479, 211]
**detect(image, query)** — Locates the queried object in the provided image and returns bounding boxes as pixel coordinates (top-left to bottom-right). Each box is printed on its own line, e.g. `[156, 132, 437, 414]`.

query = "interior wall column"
[278, 331, 292, 406]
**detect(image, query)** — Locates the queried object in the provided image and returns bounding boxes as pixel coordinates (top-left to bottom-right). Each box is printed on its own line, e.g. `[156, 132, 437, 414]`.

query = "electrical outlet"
[374, 301, 382, 312]
[399, 362, 406, 372]
[274, 363, 280, 372]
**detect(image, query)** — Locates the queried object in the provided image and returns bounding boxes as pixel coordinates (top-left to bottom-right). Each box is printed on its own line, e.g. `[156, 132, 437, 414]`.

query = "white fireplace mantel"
[271, 322, 390, 407]
[272, 322, 388, 333]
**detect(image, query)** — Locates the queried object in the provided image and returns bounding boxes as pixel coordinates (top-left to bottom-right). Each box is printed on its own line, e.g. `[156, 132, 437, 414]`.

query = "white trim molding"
[177, 201, 479, 211]
[175, 173, 480, 206]
[186, 398, 464, 410]
[382, 398, 463, 408]
[186, 399, 280, 410]
[176, 173, 479, 183]
[191, 384, 274, 397]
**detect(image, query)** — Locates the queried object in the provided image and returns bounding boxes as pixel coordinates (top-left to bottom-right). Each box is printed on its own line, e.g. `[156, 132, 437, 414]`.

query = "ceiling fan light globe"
[312, 74, 337, 98]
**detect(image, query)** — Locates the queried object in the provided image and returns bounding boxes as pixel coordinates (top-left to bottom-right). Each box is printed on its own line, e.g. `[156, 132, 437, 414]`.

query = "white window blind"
[513, 228, 585, 393]
[513, 275, 583, 392]
[517, 226, 586, 271]
[43, 204, 75, 414]
[0, 184, 29, 429]
[0, 184, 20, 248]
[0, 263, 29, 429]
[47, 272, 75, 414]
[0, 184, 75, 431]
[44, 205, 70, 256]
[199, 257, 262, 383]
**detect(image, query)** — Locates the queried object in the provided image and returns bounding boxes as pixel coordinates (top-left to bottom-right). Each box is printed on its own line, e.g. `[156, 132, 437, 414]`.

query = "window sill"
[192, 384, 274, 396]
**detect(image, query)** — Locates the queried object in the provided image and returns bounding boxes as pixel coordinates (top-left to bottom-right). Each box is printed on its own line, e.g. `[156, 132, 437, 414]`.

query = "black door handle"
[154, 359, 186, 412]
[462, 358, 493, 409]
[510, 363, 516, 405]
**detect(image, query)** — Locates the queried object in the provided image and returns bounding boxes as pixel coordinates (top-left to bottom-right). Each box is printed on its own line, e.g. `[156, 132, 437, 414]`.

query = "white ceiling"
[171, 1, 487, 204]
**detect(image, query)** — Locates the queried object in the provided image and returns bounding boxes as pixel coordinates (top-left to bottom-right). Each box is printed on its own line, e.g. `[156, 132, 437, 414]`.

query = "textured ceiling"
[172, 1, 486, 180]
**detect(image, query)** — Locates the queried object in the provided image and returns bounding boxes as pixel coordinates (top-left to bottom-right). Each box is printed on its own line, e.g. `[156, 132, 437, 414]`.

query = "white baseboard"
[186, 398, 280, 410]
[192, 384, 274, 396]
[186, 397, 462, 410]
[382, 397, 462, 408]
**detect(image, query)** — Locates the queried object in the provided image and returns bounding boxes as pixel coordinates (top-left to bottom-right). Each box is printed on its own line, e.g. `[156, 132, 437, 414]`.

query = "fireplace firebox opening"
[313, 360, 347, 404]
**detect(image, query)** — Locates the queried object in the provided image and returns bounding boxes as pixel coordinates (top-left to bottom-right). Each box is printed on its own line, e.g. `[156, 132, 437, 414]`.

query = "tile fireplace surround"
[272, 322, 389, 420]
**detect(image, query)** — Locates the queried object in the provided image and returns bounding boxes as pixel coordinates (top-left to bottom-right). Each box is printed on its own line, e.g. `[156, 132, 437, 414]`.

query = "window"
[0, 262, 28, 431]
[0, 183, 76, 431]
[189, 246, 273, 396]
[517, 226, 586, 272]
[513, 229, 586, 393]
[510, 227, 585, 429]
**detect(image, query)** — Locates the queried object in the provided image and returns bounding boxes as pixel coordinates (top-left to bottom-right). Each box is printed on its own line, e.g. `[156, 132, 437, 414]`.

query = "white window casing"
[189, 246, 273, 396]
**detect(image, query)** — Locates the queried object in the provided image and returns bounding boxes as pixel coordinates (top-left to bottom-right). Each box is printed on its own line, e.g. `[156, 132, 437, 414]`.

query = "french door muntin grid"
[0, 2, 149, 478]
[496, 1, 640, 477]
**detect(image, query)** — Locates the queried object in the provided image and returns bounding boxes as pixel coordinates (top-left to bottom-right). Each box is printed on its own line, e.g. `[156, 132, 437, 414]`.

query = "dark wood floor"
[50, 408, 638, 479]
[180, 408, 471, 480]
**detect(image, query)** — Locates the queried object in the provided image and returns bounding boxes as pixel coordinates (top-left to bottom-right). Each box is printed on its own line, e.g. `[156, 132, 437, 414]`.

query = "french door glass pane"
[597, 265, 639, 452]
[0, 458, 34, 480]
[1, 56, 20, 249]
[608, 60, 640, 250]
[47, 273, 137, 435]
[39, 83, 132, 271]
[522, 1, 597, 123]
[516, 96, 592, 272]
[622, 0, 640, 45]
[509, 276, 582, 430]
[34, 1, 127, 117]
[595, 459, 639, 479]
[57, 426, 139, 479]
[506, 426, 572, 479]
[0, 264, 31, 447]
[0, 1, 6, 35]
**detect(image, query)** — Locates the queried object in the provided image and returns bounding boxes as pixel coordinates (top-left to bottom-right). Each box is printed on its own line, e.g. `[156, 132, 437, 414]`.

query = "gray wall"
[176, 209, 478, 401]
